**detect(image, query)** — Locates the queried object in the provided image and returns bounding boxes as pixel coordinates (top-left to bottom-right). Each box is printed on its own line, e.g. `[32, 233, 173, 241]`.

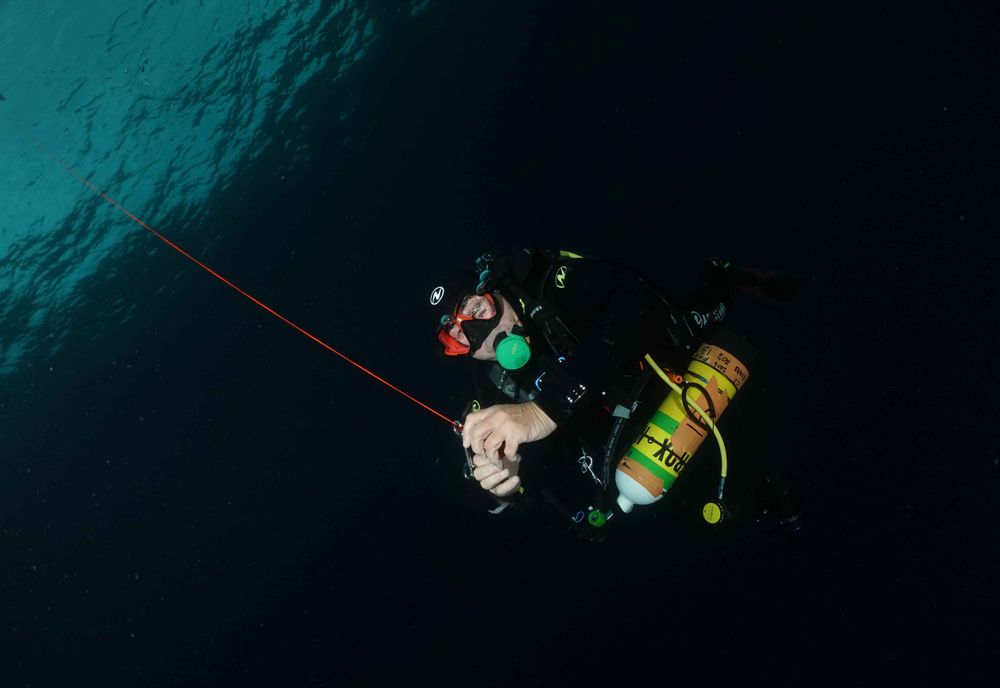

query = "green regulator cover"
[496, 334, 531, 370]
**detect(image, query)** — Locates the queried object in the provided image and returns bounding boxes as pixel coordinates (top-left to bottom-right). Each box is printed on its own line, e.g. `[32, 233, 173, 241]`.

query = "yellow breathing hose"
[642, 354, 728, 483]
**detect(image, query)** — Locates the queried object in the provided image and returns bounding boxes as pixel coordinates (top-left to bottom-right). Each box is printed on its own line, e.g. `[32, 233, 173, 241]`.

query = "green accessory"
[495, 326, 532, 370]
[588, 510, 607, 528]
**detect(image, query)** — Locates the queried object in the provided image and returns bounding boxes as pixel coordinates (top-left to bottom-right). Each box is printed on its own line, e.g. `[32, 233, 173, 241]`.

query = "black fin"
[758, 275, 804, 302]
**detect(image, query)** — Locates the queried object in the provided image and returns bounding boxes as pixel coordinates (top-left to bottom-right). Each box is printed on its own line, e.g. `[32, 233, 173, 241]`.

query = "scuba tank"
[615, 327, 757, 516]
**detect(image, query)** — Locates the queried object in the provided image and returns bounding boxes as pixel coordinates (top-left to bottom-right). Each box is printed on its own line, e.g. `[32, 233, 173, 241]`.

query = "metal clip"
[578, 451, 603, 487]
[488, 501, 513, 515]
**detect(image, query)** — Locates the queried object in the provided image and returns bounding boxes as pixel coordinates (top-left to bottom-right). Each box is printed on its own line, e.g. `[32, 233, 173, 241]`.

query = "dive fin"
[709, 258, 806, 306]
[734, 267, 805, 305]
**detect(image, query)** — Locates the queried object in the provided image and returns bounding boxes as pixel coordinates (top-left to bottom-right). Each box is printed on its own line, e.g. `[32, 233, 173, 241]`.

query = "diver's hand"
[471, 452, 522, 497]
[462, 402, 557, 462]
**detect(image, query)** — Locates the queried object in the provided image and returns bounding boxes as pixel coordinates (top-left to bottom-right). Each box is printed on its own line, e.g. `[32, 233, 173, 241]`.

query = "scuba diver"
[430, 249, 800, 541]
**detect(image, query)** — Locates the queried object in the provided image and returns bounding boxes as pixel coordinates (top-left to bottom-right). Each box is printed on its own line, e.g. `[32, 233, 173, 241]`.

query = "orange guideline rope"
[7, 115, 458, 429]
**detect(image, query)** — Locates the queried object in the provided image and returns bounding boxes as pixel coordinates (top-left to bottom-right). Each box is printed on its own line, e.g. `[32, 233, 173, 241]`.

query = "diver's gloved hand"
[471, 452, 522, 497]
[462, 402, 558, 462]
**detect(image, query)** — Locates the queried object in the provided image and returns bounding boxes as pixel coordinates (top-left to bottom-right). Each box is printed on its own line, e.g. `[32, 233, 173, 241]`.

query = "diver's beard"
[471, 320, 512, 360]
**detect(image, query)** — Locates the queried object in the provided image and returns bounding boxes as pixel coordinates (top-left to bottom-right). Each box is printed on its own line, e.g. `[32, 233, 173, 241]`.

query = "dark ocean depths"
[1, 1, 998, 685]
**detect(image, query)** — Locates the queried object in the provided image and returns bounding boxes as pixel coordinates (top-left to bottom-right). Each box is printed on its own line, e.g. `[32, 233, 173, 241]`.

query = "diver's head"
[428, 275, 520, 361]
[435, 292, 522, 361]
[429, 260, 532, 368]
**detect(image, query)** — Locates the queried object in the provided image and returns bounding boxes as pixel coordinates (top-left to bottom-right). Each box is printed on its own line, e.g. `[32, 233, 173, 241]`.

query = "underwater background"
[1, 1, 997, 685]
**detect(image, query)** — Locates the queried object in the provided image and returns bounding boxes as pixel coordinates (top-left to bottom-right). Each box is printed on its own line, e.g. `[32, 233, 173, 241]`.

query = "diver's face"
[445, 294, 497, 349]
[446, 293, 519, 361]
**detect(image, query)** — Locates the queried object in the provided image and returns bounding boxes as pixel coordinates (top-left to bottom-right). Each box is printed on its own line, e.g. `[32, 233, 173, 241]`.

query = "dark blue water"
[2, 1, 997, 685]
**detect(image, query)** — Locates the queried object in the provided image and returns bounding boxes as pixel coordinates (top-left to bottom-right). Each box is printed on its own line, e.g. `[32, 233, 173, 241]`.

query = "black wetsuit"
[464, 250, 735, 531]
